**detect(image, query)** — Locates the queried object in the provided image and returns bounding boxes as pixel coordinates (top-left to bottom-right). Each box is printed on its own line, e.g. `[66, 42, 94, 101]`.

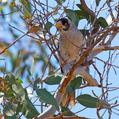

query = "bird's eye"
[62, 22, 70, 31]
[56, 18, 70, 31]
[61, 19, 68, 26]
[61, 19, 70, 31]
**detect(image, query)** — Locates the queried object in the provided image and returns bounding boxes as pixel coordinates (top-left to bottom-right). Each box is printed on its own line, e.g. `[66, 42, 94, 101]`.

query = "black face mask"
[57, 18, 70, 31]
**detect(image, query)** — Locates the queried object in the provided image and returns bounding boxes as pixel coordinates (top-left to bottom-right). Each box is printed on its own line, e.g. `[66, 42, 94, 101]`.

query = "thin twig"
[0, 32, 28, 55]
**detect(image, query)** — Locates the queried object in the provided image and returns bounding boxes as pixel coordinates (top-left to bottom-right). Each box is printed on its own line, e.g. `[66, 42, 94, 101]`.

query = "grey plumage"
[56, 18, 98, 84]
[55, 18, 98, 106]
[58, 18, 85, 73]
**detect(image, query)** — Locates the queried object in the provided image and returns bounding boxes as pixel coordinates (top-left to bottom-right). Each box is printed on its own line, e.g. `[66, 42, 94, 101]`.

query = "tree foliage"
[0, 0, 119, 119]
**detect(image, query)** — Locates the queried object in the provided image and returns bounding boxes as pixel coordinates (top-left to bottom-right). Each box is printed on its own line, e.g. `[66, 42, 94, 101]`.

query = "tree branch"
[33, 22, 119, 119]
[47, 115, 88, 119]
[33, 4, 119, 118]
[80, 0, 100, 34]
[0, 32, 28, 55]
[33, 44, 98, 119]
[80, 0, 95, 19]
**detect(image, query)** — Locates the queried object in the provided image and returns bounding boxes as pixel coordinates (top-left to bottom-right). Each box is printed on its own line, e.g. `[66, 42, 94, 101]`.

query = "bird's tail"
[79, 67, 98, 86]
[61, 90, 75, 107]
[61, 67, 98, 107]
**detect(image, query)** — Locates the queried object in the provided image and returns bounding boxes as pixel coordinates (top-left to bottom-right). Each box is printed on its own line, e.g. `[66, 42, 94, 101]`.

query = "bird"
[55, 18, 98, 107]
[55, 18, 85, 73]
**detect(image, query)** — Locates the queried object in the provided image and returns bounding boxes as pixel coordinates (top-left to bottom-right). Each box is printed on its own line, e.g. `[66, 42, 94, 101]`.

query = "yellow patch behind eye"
[55, 21, 63, 29]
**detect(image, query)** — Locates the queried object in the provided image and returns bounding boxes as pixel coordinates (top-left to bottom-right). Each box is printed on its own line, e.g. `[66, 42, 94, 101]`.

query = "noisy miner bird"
[55, 18, 98, 106]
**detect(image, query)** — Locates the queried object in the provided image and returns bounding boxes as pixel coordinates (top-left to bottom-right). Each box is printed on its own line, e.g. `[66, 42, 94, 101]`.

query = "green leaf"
[19, 0, 32, 19]
[19, 0, 31, 12]
[61, 106, 75, 116]
[5, 115, 17, 119]
[46, 21, 53, 30]
[5, 74, 25, 96]
[12, 84, 25, 101]
[56, 0, 66, 5]
[67, 76, 82, 93]
[4, 103, 17, 117]
[9, 27, 18, 39]
[97, 17, 108, 28]
[76, 10, 89, 20]
[5, 73, 16, 85]
[9, 1, 16, 12]
[76, 4, 95, 23]
[17, 77, 23, 84]
[21, 92, 39, 118]
[24, 8, 32, 19]
[36, 88, 59, 110]
[33, 79, 39, 90]
[4, 73, 39, 118]
[76, 4, 83, 10]
[77, 94, 98, 108]
[65, 9, 81, 26]
[44, 75, 62, 85]
[26, 66, 32, 76]
[96, 0, 100, 6]
[0, 6, 3, 13]
[5, 74, 26, 101]
[80, 29, 89, 36]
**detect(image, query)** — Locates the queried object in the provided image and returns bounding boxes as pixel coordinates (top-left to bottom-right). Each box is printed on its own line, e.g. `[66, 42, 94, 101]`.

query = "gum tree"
[0, 0, 119, 119]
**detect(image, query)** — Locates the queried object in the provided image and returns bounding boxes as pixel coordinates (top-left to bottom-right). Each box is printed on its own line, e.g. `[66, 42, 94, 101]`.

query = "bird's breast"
[59, 37, 80, 63]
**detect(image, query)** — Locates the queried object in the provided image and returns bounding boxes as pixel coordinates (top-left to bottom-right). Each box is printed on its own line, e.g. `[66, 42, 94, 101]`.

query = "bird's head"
[55, 18, 74, 32]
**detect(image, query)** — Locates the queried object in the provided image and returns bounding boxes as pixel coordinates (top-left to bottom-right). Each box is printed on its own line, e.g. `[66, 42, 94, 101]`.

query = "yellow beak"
[55, 21, 62, 30]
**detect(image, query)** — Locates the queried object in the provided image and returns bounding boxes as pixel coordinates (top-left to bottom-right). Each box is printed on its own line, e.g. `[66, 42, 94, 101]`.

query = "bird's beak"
[55, 21, 62, 30]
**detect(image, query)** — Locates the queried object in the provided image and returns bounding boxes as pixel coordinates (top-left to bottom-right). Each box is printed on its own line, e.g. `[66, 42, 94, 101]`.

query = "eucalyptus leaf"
[20, 0, 31, 12]
[26, 66, 32, 76]
[65, 9, 80, 27]
[17, 77, 23, 84]
[12, 84, 25, 101]
[24, 8, 32, 19]
[96, 0, 100, 6]
[56, 0, 66, 4]
[67, 76, 82, 93]
[5, 74, 25, 99]
[9, 1, 16, 13]
[33, 79, 40, 90]
[77, 94, 98, 108]
[97, 17, 108, 28]
[21, 92, 39, 118]
[80, 29, 89, 36]
[5, 73, 16, 85]
[76, 4, 83, 10]
[4, 103, 17, 116]
[5, 115, 17, 119]
[76, 4, 95, 23]
[46, 21, 53, 30]
[44, 75, 62, 85]
[36, 88, 59, 110]
[61, 106, 75, 116]
[5, 73, 26, 101]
